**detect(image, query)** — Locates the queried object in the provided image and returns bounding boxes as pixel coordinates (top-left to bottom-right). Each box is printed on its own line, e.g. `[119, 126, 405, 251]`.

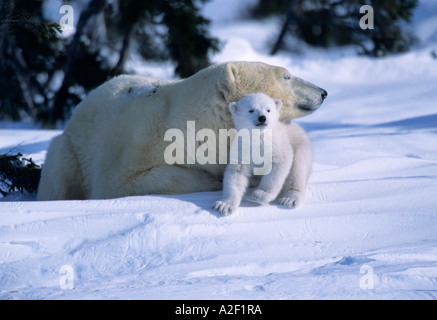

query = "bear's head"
[220, 61, 327, 122]
[229, 93, 282, 131]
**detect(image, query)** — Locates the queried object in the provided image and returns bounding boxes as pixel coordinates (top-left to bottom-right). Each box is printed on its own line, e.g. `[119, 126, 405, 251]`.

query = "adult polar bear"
[37, 61, 327, 203]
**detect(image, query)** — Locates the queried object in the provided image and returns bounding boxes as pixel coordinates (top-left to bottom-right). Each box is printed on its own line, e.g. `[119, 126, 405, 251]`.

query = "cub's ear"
[229, 102, 238, 114]
[274, 98, 283, 110]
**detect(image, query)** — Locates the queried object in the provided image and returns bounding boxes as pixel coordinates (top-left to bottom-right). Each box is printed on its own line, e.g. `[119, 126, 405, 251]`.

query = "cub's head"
[220, 61, 327, 122]
[229, 93, 282, 131]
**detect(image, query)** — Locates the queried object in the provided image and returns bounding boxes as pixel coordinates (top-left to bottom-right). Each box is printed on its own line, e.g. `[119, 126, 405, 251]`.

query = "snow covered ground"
[1, 0, 437, 300]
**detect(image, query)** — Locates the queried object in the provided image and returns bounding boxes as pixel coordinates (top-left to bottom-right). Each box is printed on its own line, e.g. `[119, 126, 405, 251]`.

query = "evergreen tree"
[0, 0, 64, 121]
[252, 0, 418, 57]
[0, 0, 220, 124]
[161, 0, 220, 78]
[0, 152, 41, 197]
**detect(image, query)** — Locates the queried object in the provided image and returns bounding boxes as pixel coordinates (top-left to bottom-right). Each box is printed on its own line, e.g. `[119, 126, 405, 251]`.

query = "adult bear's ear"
[274, 98, 283, 110]
[226, 63, 239, 83]
[229, 102, 238, 114]
[219, 62, 240, 103]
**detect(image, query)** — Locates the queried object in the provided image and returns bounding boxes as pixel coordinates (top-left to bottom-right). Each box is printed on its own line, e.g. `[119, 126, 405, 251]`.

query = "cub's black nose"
[321, 90, 328, 100]
[258, 116, 266, 123]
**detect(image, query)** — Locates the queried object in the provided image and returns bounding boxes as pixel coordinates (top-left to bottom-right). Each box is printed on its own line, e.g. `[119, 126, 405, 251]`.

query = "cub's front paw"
[277, 191, 305, 209]
[246, 189, 272, 205]
[212, 200, 236, 216]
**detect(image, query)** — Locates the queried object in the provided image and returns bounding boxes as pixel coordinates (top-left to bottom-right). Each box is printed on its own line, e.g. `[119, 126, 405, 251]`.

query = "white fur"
[37, 61, 324, 201]
[212, 93, 295, 215]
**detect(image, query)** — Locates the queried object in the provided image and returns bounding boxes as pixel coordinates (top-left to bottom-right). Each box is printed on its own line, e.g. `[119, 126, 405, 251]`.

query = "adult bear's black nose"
[321, 90, 328, 100]
[258, 116, 266, 123]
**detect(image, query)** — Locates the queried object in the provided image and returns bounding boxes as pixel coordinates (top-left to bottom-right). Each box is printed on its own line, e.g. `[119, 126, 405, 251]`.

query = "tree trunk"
[52, 0, 106, 123]
[112, 20, 138, 76]
[271, 1, 301, 55]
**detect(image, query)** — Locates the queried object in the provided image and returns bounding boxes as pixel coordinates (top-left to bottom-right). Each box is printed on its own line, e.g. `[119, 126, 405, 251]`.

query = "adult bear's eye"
[249, 110, 254, 113]
[284, 74, 291, 80]
[267, 109, 270, 113]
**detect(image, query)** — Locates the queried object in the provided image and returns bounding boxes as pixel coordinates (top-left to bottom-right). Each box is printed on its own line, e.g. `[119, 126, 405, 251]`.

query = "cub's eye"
[267, 109, 270, 113]
[284, 74, 291, 80]
[249, 110, 254, 113]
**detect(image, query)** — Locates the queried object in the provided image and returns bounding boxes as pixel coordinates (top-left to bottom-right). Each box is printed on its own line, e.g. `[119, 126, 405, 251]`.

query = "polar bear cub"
[212, 93, 293, 215]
